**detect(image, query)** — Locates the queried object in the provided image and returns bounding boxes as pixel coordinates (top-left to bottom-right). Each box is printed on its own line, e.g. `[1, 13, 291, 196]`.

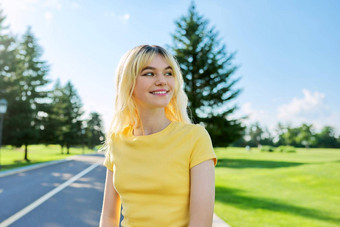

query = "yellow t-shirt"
[103, 121, 217, 227]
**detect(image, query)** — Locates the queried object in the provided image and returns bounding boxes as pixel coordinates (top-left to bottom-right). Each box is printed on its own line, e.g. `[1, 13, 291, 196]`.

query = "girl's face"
[133, 55, 175, 110]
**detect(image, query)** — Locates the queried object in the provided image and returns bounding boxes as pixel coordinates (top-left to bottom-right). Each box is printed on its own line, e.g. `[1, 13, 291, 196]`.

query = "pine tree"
[0, 9, 17, 138]
[18, 27, 50, 160]
[47, 81, 84, 154]
[0, 10, 31, 153]
[0, 9, 16, 95]
[85, 112, 105, 149]
[0, 9, 17, 154]
[170, 3, 244, 146]
[42, 80, 84, 154]
[2, 26, 50, 161]
[63, 81, 84, 153]
[39, 80, 64, 146]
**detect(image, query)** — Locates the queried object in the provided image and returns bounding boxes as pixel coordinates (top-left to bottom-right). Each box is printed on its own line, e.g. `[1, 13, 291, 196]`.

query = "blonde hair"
[103, 45, 191, 155]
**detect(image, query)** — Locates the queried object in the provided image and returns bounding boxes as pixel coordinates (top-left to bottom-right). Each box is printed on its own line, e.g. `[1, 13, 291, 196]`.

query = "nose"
[155, 73, 167, 85]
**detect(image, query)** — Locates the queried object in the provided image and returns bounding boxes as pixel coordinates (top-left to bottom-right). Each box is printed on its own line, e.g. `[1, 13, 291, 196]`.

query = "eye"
[142, 72, 154, 76]
[165, 71, 173, 76]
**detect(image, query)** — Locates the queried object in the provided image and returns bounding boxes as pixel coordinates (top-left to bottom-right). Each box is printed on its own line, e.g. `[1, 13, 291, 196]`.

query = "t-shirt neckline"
[128, 121, 176, 138]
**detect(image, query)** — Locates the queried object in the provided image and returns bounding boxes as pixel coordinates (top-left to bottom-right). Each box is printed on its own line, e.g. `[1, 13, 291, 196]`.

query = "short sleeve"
[103, 151, 114, 172]
[189, 125, 217, 169]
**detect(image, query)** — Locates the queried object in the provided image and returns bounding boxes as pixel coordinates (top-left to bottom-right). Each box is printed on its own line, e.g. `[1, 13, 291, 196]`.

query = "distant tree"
[170, 2, 244, 146]
[231, 128, 247, 147]
[274, 122, 287, 146]
[2, 25, 50, 161]
[281, 126, 300, 147]
[59, 81, 84, 154]
[245, 122, 274, 147]
[315, 126, 338, 148]
[246, 122, 263, 147]
[0, 9, 16, 97]
[295, 123, 316, 148]
[15, 27, 50, 160]
[260, 127, 275, 146]
[0, 9, 18, 145]
[85, 112, 105, 149]
[39, 80, 64, 146]
[43, 81, 84, 154]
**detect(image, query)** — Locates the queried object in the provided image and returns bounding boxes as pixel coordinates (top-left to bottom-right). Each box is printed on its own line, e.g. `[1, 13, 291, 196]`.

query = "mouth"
[149, 90, 169, 95]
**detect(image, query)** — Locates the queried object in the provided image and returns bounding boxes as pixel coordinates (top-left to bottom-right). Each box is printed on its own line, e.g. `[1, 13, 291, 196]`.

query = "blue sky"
[1, 0, 339, 134]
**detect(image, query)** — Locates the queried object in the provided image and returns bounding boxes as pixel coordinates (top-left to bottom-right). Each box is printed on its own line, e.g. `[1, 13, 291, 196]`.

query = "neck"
[133, 107, 171, 136]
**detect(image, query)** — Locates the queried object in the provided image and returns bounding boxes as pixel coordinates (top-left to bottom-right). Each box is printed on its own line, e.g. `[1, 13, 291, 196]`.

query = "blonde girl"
[100, 45, 217, 227]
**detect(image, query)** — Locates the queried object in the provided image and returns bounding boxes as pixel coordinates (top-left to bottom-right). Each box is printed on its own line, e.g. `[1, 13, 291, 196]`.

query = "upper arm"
[100, 169, 121, 227]
[189, 159, 215, 227]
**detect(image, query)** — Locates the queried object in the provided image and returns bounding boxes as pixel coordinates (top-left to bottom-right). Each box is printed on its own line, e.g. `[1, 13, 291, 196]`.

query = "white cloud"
[241, 102, 267, 123]
[235, 102, 276, 131]
[235, 90, 340, 136]
[44, 11, 53, 22]
[277, 89, 340, 133]
[119, 13, 130, 24]
[122, 13, 130, 21]
[277, 89, 326, 120]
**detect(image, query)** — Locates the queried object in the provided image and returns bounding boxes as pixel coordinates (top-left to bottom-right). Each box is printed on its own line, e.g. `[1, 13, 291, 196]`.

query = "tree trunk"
[60, 145, 64, 154]
[24, 144, 30, 162]
[67, 145, 70, 154]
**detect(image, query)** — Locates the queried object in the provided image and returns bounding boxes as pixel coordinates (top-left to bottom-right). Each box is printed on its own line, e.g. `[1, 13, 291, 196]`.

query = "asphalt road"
[0, 153, 228, 227]
[0, 154, 106, 227]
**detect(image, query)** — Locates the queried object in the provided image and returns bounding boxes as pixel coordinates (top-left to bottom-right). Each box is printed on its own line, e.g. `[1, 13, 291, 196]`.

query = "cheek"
[169, 78, 176, 94]
[132, 84, 141, 99]
[133, 78, 146, 94]
[168, 77, 176, 89]
[133, 85, 144, 98]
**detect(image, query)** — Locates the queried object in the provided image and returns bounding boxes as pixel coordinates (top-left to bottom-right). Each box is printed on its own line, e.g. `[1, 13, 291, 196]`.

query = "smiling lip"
[150, 89, 169, 96]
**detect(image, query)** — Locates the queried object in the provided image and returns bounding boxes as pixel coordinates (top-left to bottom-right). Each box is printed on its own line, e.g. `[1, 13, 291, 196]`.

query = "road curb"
[0, 159, 72, 178]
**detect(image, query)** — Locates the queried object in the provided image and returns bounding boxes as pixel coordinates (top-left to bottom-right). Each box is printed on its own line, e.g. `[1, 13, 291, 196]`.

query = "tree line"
[233, 122, 340, 148]
[170, 3, 340, 148]
[2, 2, 338, 153]
[0, 9, 104, 161]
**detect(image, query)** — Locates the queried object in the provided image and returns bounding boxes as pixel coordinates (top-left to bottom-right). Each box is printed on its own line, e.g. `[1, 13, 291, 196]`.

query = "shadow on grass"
[216, 158, 305, 169]
[215, 186, 340, 225]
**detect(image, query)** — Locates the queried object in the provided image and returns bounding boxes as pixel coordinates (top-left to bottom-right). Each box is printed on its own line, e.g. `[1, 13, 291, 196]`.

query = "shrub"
[276, 146, 296, 153]
[261, 146, 275, 152]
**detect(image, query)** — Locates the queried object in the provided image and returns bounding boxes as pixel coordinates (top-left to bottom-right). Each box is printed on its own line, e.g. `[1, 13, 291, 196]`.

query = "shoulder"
[172, 122, 210, 138]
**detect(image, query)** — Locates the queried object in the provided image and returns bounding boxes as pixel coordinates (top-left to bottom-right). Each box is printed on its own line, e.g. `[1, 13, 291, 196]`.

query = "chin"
[148, 101, 171, 109]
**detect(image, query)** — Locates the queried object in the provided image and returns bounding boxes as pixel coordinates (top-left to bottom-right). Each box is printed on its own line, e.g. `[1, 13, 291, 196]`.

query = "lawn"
[214, 147, 340, 227]
[0, 144, 98, 171]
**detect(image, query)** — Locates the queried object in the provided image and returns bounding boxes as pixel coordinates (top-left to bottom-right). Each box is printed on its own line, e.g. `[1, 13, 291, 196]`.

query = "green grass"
[0, 144, 97, 171]
[214, 147, 340, 227]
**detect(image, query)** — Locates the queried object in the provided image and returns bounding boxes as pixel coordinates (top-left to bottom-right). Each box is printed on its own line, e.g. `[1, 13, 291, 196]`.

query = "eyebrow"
[141, 66, 172, 72]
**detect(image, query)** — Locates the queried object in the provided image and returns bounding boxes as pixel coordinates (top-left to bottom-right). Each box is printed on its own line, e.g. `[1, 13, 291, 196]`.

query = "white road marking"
[0, 162, 100, 227]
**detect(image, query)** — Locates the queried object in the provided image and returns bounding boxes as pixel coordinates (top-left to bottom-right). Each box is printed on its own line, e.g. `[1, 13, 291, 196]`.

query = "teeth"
[152, 91, 167, 94]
